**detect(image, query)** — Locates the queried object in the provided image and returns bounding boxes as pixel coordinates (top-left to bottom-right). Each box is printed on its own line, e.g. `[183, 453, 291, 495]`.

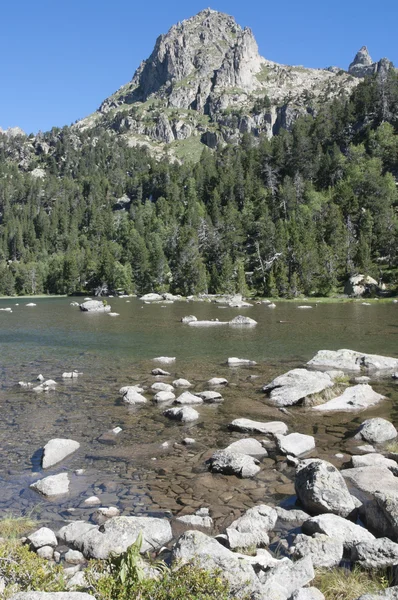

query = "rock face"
[313, 384, 385, 412]
[348, 47, 393, 79]
[263, 368, 334, 406]
[42, 438, 80, 469]
[295, 459, 356, 517]
[30, 473, 70, 498]
[207, 449, 261, 478]
[79, 300, 110, 313]
[307, 349, 398, 373]
[344, 274, 378, 295]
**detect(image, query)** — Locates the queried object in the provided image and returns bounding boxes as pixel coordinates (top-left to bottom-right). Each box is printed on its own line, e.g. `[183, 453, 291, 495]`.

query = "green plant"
[0, 513, 38, 540]
[314, 566, 389, 600]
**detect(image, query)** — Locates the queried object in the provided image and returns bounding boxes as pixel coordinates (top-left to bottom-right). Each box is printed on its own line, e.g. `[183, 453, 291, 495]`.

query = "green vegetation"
[0, 513, 37, 539]
[0, 69, 397, 298]
[314, 566, 389, 600]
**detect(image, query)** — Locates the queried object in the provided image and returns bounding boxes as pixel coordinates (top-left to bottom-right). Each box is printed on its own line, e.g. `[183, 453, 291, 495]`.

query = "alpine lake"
[0, 296, 397, 540]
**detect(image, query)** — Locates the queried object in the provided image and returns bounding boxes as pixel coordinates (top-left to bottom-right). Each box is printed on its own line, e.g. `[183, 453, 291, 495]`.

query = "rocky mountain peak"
[350, 45, 373, 68]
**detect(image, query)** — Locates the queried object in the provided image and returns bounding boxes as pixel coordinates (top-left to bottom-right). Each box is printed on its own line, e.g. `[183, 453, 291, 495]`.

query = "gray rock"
[356, 587, 398, 599]
[229, 315, 257, 325]
[276, 433, 315, 457]
[295, 459, 356, 517]
[181, 315, 197, 324]
[228, 357, 257, 366]
[163, 406, 199, 422]
[140, 293, 163, 302]
[26, 527, 57, 550]
[171, 530, 260, 597]
[195, 390, 223, 403]
[263, 369, 334, 407]
[359, 491, 398, 541]
[229, 418, 288, 436]
[153, 391, 175, 403]
[275, 507, 310, 525]
[173, 378, 192, 387]
[58, 521, 97, 546]
[151, 382, 174, 393]
[355, 418, 397, 443]
[342, 466, 398, 499]
[351, 538, 398, 568]
[153, 356, 176, 364]
[174, 391, 203, 405]
[313, 385, 385, 412]
[225, 438, 268, 457]
[226, 504, 277, 549]
[36, 546, 54, 560]
[119, 384, 144, 395]
[176, 514, 213, 528]
[188, 320, 228, 327]
[307, 349, 398, 373]
[79, 300, 110, 313]
[258, 555, 315, 599]
[10, 595, 95, 600]
[290, 589, 325, 600]
[42, 438, 80, 469]
[151, 368, 170, 376]
[207, 377, 228, 386]
[80, 516, 172, 559]
[122, 388, 147, 405]
[290, 533, 343, 567]
[182, 437, 196, 445]
[92, 506, 120, 525]
[302, 513, 375, 549]
[30, 473, 70, 498]
[66, 572, 88, 590]
[351, 453, 398, 474]
[64, 549, 86, 564]
[207, 449, 261, 478]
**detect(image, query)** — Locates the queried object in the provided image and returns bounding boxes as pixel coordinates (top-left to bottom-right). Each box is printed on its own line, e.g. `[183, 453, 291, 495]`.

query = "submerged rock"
[153, 391, 175, 403]
[195, 390, 223, 403]
[153, 356, 176, 364]
[181, 315, 197, 323]
[228, 357, 257, 366]
[173, 378, 192, 387]
[295, 459, 356, 517]
[151, 368, 170, 376]
[151, 382, 174, 393]
[207, 377, 228, 386]
[42, 438, 80, 469]
[207, 449, 261, 478]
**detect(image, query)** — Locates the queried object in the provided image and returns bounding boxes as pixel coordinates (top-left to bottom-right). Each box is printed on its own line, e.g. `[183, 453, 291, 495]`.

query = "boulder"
[140, 293, 163, 302]
[122, 389, 147, 405]
[79, 300, 110, 313]
[355, 418, 397, 443]
[342, 466, 398, 499]
[207, 449, 261, 478]
[207, 377, 228, 386]
[295, 459, 356, 517]
[176, 513, 213, 528]
[58, 521, 98, 546]
[151, 382, 174, 393]
[276, 433, 315, 457]
[26, 527, 57, 550]
[36, 546, 54, 560]
[290, 533, 343, 567]
[356, 588, 398, 600]
[174, 391, 203, 405]
[181, 315, 197, 323]
[42, 438, 80, 469]
[119, 385, 144, 395]
[153, 391, 175, 403]
[225, 438, 268, 457]
[171, 530, 260, 597]
[275, 507, 311, 525]
[195, 390, 223, 403]
[229, 418, 288, 436]
[64, 549, 85, 565]
[163, 406, 199, 423]
[351, 538, 398, 568]
[263, 369, 334, 407]
[30, 473, 70, 498]
[307, 349, 398, 373]
[229, 315, 257, 325]
[79, 516, 172, 559]
[351, 453, 398, 474]
[228, 357, 257, 366]
[153, 356, 176, 364]
[258, 555, 315, 599]
[151, 368, 170, 376]
[302, 513, 375, 549]
[173, 378, 192, 387]
[358, 491, 398, 541]
[313, 385, 385, 412]
[290, 589, 325, 600]
[344, 274, 378, 297]
[226, 505, 277, 549]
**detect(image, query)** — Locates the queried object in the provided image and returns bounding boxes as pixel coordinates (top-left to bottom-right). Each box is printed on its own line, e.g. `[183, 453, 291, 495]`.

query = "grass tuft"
[0, 513, 38, 540]
[314, 566, 389, 600]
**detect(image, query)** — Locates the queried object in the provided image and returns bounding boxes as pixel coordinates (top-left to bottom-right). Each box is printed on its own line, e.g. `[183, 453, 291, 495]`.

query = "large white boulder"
[229, 418, 288, 436]
[263, 369, 334, 407]
[313, 385, 385, 412]
[42, 438, 80, 469]
[307, 349, 398, 373]
[79, 300, 110, 313]
[30, 473, 70, 498]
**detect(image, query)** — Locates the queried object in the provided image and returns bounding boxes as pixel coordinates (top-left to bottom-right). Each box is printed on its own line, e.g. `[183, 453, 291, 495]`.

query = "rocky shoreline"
[3, 347, 398, 598]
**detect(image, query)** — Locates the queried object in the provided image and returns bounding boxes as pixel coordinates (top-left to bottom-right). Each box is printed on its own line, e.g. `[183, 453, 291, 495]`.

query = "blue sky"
[1, 0, 397, 133]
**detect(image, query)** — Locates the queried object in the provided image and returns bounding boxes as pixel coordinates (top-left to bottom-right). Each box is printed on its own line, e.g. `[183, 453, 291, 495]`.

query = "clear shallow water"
[0, 297, 397, 532]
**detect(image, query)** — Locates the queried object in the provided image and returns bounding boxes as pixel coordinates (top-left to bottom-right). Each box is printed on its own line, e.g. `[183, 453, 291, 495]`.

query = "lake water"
[0, 297, 397, 533]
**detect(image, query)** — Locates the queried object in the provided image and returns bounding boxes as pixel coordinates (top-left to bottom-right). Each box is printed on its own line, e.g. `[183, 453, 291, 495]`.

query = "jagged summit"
[74, 11, 393, 160]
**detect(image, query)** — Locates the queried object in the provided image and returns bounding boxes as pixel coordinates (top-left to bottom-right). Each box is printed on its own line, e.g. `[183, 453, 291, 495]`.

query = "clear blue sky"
[1, 0, 397, 134]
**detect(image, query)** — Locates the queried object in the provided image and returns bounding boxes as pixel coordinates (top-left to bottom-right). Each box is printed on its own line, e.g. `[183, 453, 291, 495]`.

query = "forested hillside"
[0, 71, 397, 297]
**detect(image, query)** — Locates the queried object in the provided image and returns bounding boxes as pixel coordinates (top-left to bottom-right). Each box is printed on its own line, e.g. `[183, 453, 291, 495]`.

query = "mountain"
[74, 9, 392, 160]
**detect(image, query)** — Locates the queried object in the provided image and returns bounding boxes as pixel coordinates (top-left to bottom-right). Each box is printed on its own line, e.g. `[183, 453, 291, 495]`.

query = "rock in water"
[42, 438, 80, 469]
[229, 315, 257, 325]
[79, 300, 111, 313]
[355, 417, 397, 443]
[181, 315, 197, 323]
[225, 438, 268, 457]
[313, 385, 385, 412]
[229, 418, 288, 435]
[207, 449, 261, 478]
[295, 459, 356, 517]
[174, 391, 203, 405]
[163, 406, 199, 422]
[263, 368, 334, 406]
[30, 473, 70, 498]
[307, 349, 398, 373]
[276, 433, 315, 457]
[228, 357, 257, 366]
